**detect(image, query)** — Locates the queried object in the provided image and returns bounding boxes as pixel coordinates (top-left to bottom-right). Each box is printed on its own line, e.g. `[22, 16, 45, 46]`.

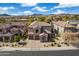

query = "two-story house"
[10, 22, 26, 36]
[52, 21, 75, 36]
[52, 20, 79, 37]
[28, 21, 52, 42]
[0, 24, 13, 42]
[0, 22, 26, 42]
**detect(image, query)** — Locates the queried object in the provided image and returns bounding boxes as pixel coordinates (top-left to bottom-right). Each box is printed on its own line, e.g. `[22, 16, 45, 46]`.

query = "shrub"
[21, 36, 27, 41]
[51, 43, 54, 46]
[64, 42, 69, 46]
[57, 44, 61, 47]
[14, 35, 21, 42]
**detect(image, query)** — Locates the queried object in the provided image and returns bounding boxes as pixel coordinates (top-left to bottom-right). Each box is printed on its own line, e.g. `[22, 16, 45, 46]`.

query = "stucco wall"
[42, 26, 51, 32]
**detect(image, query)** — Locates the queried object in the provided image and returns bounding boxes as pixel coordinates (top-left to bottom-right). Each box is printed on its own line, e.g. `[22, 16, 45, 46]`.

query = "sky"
[0, 3, 79, 15]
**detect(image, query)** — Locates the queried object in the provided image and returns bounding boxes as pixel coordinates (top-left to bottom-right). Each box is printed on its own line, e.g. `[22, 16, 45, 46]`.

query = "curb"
[0, 47, 78, 51]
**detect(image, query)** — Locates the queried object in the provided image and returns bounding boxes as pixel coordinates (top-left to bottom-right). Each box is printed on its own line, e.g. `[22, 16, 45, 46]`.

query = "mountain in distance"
[0, 14, 10, 16]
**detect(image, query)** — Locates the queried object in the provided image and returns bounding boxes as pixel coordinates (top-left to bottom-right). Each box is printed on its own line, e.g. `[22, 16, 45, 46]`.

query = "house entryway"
[35, 35, 39, 40]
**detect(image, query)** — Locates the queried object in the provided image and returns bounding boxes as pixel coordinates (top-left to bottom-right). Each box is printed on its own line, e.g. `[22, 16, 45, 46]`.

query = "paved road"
[0, 49, 79, 56]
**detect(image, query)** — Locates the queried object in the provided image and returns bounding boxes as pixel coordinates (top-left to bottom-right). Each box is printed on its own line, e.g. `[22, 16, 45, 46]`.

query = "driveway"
[26, 40, 41, 50]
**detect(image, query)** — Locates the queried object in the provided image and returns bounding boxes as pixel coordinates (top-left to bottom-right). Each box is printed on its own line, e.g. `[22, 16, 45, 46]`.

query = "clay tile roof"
[68, 20, 79, 23]
[45, 30, 51, 33]
[29, 21, 51, 28]
[0, 24, 11, 28]
[11, 22, 26, 26]
[40, 32, 48, 36]
[0, 33, 13, 37]
[53, 21, 74, 28]
[11, 28, 19, 31]
[75, 26, 79, 29]
[3, 33, 13, 36]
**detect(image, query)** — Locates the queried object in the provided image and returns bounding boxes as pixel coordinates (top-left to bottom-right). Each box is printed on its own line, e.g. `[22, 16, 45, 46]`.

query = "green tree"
[36, 16, 46, 21]
[45, 16, 52, 23]
[14, 35, 21, 42]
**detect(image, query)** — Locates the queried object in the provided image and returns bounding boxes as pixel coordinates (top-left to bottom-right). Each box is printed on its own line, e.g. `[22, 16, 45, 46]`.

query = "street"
[0, 49, 79, 56]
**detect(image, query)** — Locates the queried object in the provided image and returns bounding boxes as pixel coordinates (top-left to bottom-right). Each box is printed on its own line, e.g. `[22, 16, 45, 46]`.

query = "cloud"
[32, 6, 48, 12]
[50, 2, 79, 14]
[54, 3, 79, 9]
[21, 3, 37, 7]
[42, 7, 47, 9]
[0, 9, 7, 14]
[0, 6, 15, 14]
[0, 6, 15, 10]
[53, 10, 65, 14]
[24, 11, 34, 15]
[10, 11, 34, 16]
[50, 8, 53, 10]
[10, 13, 18, 16]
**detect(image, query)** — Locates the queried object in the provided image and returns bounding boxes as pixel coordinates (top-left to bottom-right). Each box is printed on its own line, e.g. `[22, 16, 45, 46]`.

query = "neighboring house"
[0, 24, 13, 42]
[52, 20, 79, 37]
[52, 21, 78, 36]
[0, 22, 26, 42]
[68, 20, 79, 38]
[10, 22, 26, 35]
[68, 20, 79, 25]
[67, 20, 79, 33]
[28, 21, 52, 42]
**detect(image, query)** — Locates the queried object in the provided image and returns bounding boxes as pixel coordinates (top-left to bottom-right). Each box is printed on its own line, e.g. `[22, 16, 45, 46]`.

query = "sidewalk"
[40, 47, 79, 51]
[0, 46, 78, 51]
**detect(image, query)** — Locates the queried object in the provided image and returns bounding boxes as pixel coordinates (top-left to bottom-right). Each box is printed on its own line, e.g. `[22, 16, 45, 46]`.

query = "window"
[41, 36, 47, 41]
[29, 35, 33, 39]
[0, 29, 2, 32]
[35, 29, 39, 33]
[13, 26, 17, 28]
[41, 27, 43, 33]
